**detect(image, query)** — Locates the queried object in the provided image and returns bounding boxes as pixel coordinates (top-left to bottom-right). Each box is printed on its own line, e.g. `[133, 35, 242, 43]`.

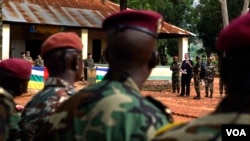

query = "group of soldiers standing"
[21, 51, 44, 67]
[170, 55, 220, 100]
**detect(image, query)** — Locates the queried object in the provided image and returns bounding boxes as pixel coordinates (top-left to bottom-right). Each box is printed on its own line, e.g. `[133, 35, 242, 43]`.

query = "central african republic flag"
[28, 67, 49, 90]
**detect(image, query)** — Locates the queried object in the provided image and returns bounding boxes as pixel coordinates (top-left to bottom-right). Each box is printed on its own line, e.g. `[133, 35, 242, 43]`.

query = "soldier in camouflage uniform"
[170, 56, 180, 93]
[152, 11, 250, 141]
[0, 88, 16, 141]
[35, 10, 173, 141]
[0, 58, 32, 141]
[19, 32, 84, 141]
[193, 56, 201, 100]
[204, 57, 215, 98]
[83, 52, 95, 80]
[24, 51, 33, 64]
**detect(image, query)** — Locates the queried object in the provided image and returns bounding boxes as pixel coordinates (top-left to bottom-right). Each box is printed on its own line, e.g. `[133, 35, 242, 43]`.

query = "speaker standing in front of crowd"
[35, 9, 173, 141]
[179, 53, 194, 97]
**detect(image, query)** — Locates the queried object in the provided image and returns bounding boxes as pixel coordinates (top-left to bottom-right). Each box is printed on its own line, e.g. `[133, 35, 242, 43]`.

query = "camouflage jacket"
[24, 57, 33, 62]
[35, 72, 170, 141]
[170, 61, 181, 74]
[84, 58, 95, 68]
[34, 58, 44, 67]
[19, 77, 76, 141]
[0, 87, 19, 141]
[204, 63, 215, 81]
[193, 62, 201, 79]
[153, 113, 250, 141]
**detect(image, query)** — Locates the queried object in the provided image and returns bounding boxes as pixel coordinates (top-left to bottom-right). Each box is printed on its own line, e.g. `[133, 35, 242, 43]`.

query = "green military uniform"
[153, 112, 250, 141]
[84, 58, 95, 68]
[170, 60, 181, 93]
[19, 77, 75, 141]
[36, 72, 170, 141]
[0, 87, 20, 141]
[34, 57, 44, 67]
[219, 76, 227, 98]
[204, 62, 215, 98]
[84, 58, 95, 80]
[193, 57, 201, 99]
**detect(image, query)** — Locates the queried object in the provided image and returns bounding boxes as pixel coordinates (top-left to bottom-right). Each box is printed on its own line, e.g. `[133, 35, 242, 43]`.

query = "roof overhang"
[3, 0, 196, 38]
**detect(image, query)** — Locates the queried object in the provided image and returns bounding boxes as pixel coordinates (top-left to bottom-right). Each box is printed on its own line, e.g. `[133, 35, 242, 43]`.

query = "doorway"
[92, 39, 101, 63]
[25, 40, 44, 60]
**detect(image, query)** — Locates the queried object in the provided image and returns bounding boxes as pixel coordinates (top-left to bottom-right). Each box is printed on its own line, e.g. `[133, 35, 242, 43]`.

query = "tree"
[218, 0, 229, 27]
[0, 0, 2, 59]
[241, 0, 250, 14]
[120, 0, 127, 10]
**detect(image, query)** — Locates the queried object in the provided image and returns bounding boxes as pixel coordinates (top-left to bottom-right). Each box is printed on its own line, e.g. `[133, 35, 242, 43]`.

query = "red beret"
[102, 10, 163, 38]
[0, 58, 32, 79]
[41, 32, 83, 56]
[216, 13, 250, 52]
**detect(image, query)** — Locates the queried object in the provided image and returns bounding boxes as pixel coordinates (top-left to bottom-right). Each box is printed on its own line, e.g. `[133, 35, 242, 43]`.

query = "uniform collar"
[45, 77, 75, 95]
[104, 71, 140, 93]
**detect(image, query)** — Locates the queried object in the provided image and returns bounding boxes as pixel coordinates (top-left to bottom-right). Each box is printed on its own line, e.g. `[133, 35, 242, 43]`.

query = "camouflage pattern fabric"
[170, 61, 181, 93]
[34, 58, 44, 67]
[24, 57, 33, 62]
[0, 87, 18, 141]
[193, 61, 201, 97]
[153, 113, 250, 141]
[19, 77, 76, 141]
[219, 78, 227, 96]
[84, 58, 95, 68]
[204, 63, 215, 97]
[36, 72, 170, 141]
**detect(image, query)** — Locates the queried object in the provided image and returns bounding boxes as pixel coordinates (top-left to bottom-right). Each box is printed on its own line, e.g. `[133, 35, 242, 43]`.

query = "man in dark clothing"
[179, 53, 194, 97]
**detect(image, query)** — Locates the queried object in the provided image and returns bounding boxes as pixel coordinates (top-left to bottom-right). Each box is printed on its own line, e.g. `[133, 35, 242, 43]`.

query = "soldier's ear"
[71, 55, 79, 71]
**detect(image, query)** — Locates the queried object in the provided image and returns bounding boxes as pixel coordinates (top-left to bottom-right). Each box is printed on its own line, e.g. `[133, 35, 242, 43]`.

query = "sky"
[193, 0, 200, 7]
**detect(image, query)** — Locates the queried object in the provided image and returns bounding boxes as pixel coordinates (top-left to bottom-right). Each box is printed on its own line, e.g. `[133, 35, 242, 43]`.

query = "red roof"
[3, 0, 195, 37]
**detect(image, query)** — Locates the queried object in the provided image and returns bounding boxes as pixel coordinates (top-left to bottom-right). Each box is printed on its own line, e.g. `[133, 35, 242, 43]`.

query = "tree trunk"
[219, 0, 229, 27]
[242, 0, 250, 15]
[120, 0, 127, 11]
[0, 0, 2, 60]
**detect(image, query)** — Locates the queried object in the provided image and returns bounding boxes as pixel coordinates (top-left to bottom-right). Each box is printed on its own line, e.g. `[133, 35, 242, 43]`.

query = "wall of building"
[2, 23, 108, 61]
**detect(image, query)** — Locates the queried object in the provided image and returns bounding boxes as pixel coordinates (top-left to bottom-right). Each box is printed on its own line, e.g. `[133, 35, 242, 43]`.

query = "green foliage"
[196, 0, 244, 56]
[108, 0, 245, 61]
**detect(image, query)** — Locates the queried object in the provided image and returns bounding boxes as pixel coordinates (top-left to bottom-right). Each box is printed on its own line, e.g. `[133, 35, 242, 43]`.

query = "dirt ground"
[14, 77, 223, 122]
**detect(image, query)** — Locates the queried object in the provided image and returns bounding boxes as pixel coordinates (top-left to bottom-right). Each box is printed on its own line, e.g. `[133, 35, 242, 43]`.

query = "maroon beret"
[0, 58, 32, 79]
[216, 13, 250, 52]
[41, 32, 83, 56]
[102, 10, 163, 38]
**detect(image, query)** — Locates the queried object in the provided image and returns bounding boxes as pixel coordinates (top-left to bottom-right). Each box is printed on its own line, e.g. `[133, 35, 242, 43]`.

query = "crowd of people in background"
[1, 9, 249, 141]
[20, 51, 44, 67]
